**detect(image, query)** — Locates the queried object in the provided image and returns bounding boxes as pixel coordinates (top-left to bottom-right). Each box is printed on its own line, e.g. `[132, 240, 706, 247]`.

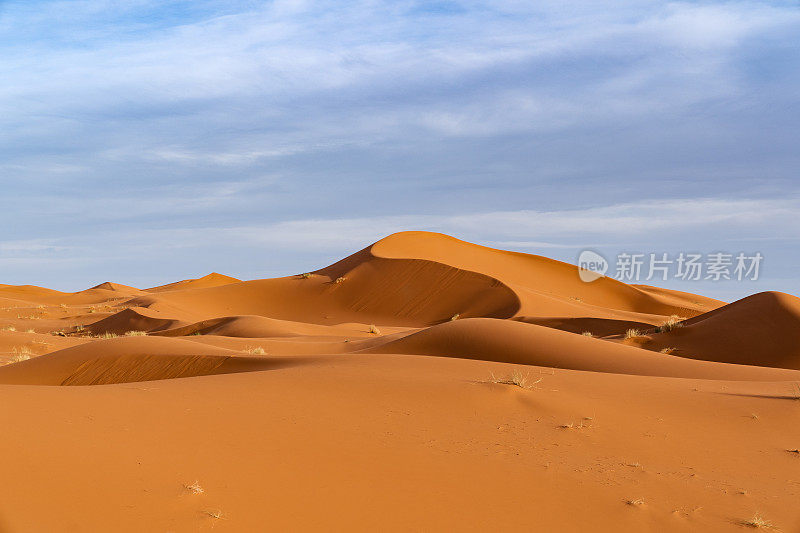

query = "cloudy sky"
[1, 0, 798, 300]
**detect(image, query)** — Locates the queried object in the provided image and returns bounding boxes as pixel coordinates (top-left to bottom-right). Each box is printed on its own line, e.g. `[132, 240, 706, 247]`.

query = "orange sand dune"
[84, 307, 188, 335]
[370, 232, 719, 318]
[0, 354, 798, 531]
[134, 232, 720, 328]
[639, 291, 800, 370]
[360, 318, 799, 380]
[513, 316, 656, 336]
[0, 336, 286, 385]
[0, 232, 798, 532]
[145, 272, 241, 292]
[155, 314, 377, 338]
[86, 281, 143, 294]
[0, 282, 138, 306]
[138, 255, 519, 326]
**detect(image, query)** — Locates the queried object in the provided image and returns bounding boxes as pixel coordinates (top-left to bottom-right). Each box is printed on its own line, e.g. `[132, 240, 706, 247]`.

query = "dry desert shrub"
[4, 354, 30, 365]
[450, 313, 460, 321]
[184, 481, 204, 495]
[581, 331, 593, 337]
[741, 514, 775, 529]
[96, 332, 117, 339]
[124, 331, 147, 337]
[659, 347, 678, 354]
[299, 272, 312, 279]
[625, 498, 645, 506]
[205, 509, 225, 520]
[368, 324, 381, 335]
[654, 315, 684, 333]
[488, 369, 541, 390]
[12, 346, 32, 355]
[560, 420, 591, 430]
[2, 326, 16, 332]
[333, 276, 346, 284]
[245, 346, 266, 355]
[624, 328, 643, 339]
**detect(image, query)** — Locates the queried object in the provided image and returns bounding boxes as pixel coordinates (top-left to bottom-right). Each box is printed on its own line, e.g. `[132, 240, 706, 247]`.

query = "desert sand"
[0, 231, 798, 532]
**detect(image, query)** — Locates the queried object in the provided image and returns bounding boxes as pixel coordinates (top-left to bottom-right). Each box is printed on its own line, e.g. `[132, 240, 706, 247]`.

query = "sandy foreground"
[0, 231, 798, 532]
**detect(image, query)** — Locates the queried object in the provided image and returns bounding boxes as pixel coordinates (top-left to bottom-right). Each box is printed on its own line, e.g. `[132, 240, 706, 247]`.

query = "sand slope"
[0, 336, 282, 386]
[360, 317, 800, 381]
[0, 232, 798, 532]
[639, 291, 800, 370]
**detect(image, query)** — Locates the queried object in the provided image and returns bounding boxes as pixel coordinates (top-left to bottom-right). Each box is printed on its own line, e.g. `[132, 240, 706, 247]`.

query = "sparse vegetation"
[487, 369, 541, 390]
[368, 324, 381, 335]
[581, 331, 593, 337]
[205, 509, 225, 521]
[626, 498, 645, 506]
[2, 326, 16, 332]
[450, 313, 460, 321]
[245, 346, 266, 355]
[124, 331, 147, 336]
[25, 329, 35, 333]
[299, 272, 312, 279]
[334, 276, 346, 284]
[624, 328, 643, 339]
[96, 332, 118, 339]
[12, 346, 32, 355]
[654, 315, 684, 333]
[741, 514, 775, 529]
[560, 421, 591, 430]
[659, 347, 677, 354]
[2, 354, 31, 365]
[59, 303, 68, 309]
[184, 481, 204, 495]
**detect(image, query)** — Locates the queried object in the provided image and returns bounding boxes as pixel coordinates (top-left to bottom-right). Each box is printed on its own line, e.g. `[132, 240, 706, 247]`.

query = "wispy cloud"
[0, 1, 798, 296]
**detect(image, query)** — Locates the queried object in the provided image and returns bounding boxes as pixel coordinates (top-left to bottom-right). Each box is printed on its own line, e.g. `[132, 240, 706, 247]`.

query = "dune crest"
[1, 232, 799, 532]
[641, 291, 800, 369]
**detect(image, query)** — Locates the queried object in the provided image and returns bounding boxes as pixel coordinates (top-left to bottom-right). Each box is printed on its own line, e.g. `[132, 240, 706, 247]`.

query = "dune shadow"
[711, 391, 800, 401]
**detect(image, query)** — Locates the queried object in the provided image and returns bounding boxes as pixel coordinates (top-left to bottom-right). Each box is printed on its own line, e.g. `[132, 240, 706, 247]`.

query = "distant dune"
[0, 231, 798, 532]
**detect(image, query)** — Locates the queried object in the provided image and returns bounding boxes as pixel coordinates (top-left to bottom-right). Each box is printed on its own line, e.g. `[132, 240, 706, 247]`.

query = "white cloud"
[0, 0, 798, 298]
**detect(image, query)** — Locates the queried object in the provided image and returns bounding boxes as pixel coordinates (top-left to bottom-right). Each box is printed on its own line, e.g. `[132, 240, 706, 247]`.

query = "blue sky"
[1, 0, 799, 300]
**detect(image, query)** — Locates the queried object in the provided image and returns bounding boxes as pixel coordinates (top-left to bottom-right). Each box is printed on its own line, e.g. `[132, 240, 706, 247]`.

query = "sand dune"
[145, 272, 241, 292]
[143, 255, 519, 326]
[84, 307, 188, 335]
[360, 317, 799, 380]
[638, 291, 800, 369]
[0, 336, 283, 385]
[0, 232, 798, 531]
[155, 314, 376, 338]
